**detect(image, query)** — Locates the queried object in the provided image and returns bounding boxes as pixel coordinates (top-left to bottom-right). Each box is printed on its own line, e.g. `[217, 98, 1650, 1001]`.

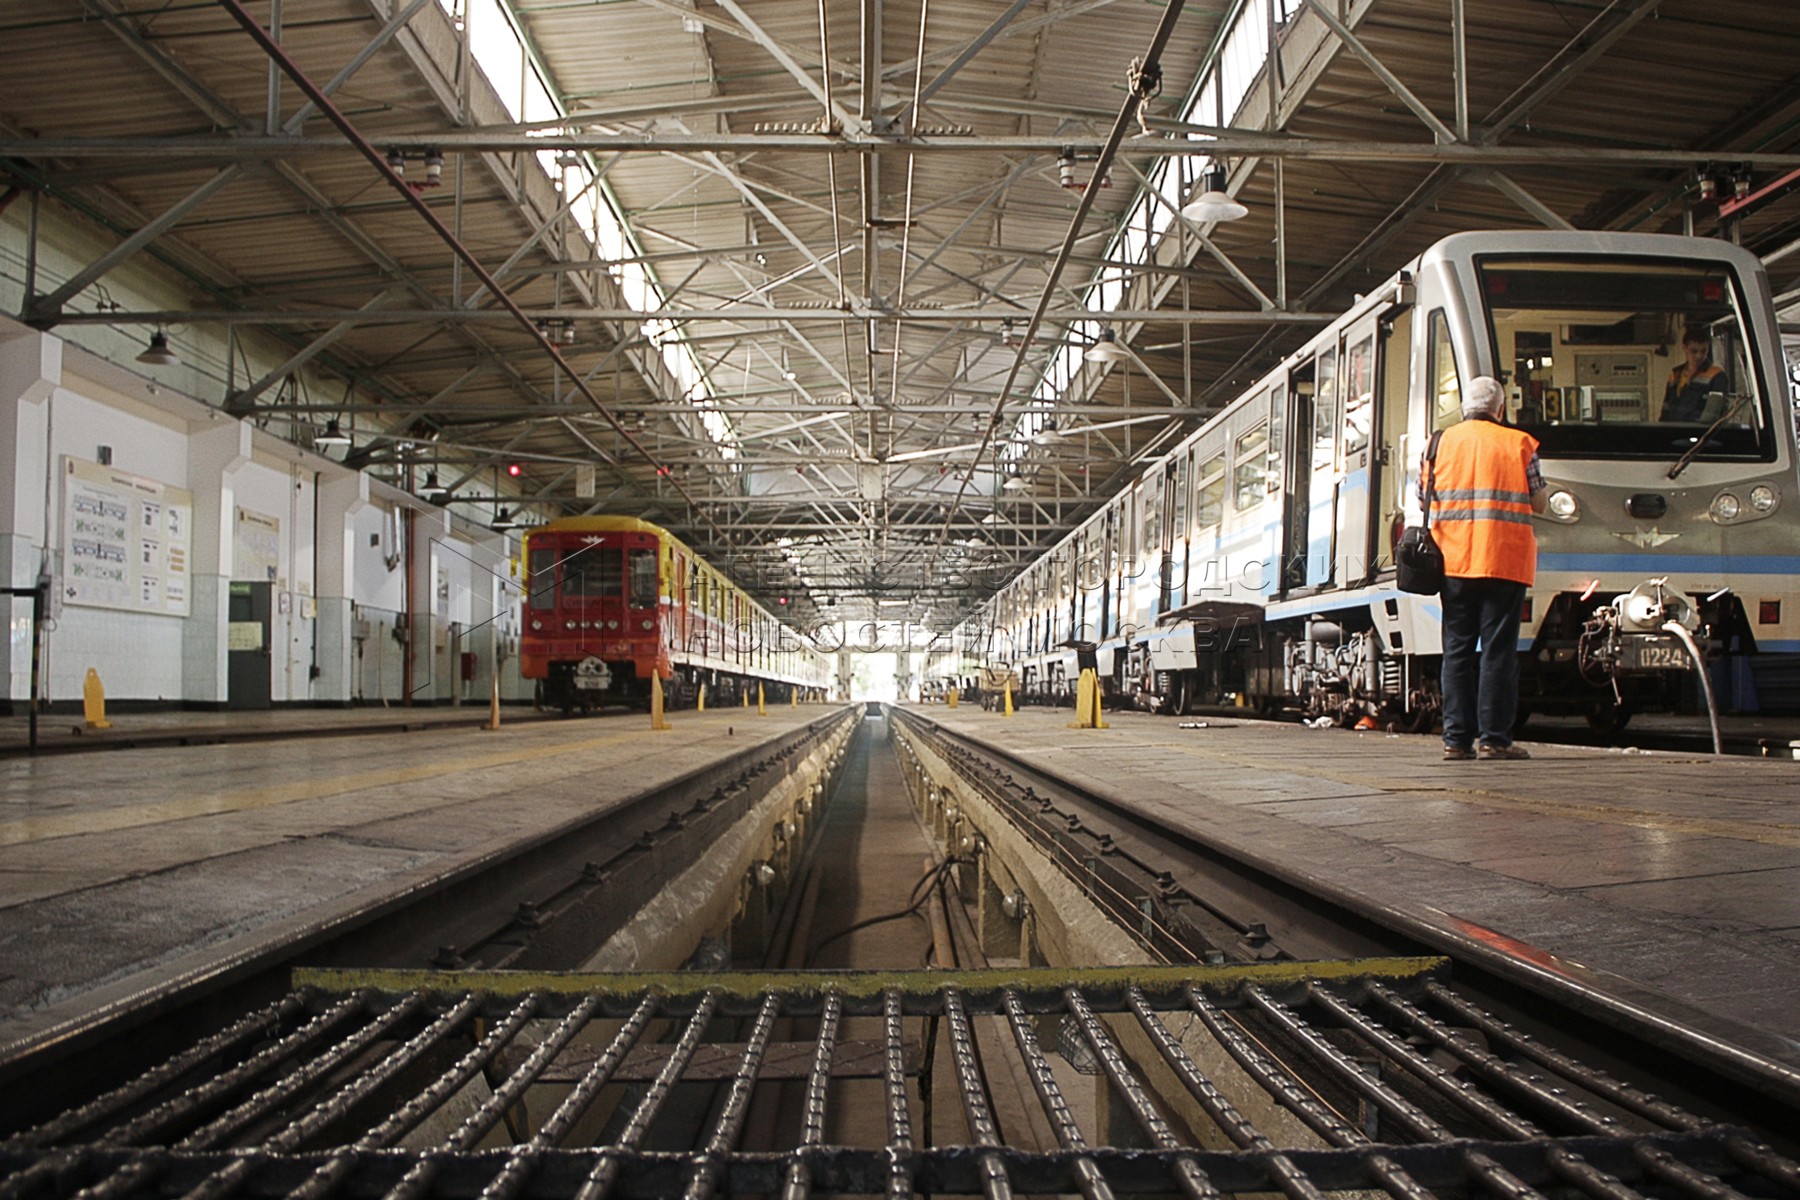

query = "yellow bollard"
[1067, 668, 1109, 730]
[697, 683, 706, 712]
[82, 668, 113, 730]
[1003, 681, 1014, 717]
[947, 688, 959, 709]
[791, 688, 798, 708]
[482, 675, 501, 731]
[757, 683, 767, 716]
[743, 689, 750, 708]
[650, 673, 673, 731]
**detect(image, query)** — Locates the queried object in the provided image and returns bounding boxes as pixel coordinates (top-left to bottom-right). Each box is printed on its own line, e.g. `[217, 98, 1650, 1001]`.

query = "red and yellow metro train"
[519, 516, 831, 712]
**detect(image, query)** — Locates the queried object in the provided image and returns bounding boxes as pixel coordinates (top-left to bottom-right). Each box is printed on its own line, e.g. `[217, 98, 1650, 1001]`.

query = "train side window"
[1142, 471, 1162, 555]
[1312, 347, 1338, 472]
[1196, 454, 1226, 527]
[1235, 424, 1270, 509]
[628, 548, 657, 608]
[1172, 454, 1190, 537]
[1266, 387, 1285, 493]
[1344, 334, 1374, 455]
[1429, 309, 1461, 430]
[528, 547, 556, 610]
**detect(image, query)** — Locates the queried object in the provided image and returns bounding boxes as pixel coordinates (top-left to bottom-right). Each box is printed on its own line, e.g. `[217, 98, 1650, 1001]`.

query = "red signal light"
[506, 463, 523, 477]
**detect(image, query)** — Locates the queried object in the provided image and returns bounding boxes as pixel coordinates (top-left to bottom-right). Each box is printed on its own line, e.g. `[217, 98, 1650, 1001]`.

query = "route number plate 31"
[1622, 636, 1688, 671]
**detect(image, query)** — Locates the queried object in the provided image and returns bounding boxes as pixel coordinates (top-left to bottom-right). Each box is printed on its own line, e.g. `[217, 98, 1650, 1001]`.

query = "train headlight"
[1710, 492, 1742, 522]
[530, 619, 542, 631]
[1750, 483, 1779, 512]
[641, 619, 653, 630]
[1546, 489, 1579, 521]
[607, 619, 619, 630]
[565, 619, 577, 630]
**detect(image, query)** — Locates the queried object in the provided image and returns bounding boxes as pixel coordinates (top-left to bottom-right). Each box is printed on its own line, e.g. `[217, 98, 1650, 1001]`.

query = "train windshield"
[1474, 256, 1773, 461]
[561, 543, 623, 599]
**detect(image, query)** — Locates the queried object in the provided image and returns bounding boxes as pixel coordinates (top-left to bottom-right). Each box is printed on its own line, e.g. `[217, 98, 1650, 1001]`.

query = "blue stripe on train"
[1539, 552, 1800, 574]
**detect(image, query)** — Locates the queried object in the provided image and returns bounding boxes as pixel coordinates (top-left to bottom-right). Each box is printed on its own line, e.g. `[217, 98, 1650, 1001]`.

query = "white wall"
[0, 329, 528, 707]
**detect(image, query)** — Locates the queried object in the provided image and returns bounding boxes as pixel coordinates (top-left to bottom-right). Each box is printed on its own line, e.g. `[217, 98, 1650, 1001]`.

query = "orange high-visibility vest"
[1427, 417, 1538, 585]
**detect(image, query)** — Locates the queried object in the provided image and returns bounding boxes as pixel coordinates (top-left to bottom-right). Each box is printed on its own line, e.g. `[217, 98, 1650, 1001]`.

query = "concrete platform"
[0, 702, 855, 1061]
[0, 701, 562, 758]
[907, 703, 1800, 1073]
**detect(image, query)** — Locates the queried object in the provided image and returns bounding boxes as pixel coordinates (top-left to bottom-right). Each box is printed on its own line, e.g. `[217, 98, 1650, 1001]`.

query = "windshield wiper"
[1667, 394, 1748, 480]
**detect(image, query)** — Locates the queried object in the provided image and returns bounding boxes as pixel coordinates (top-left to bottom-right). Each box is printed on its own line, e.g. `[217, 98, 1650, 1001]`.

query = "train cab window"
[629, 548, 657, 608]
[1312, 347, 1338, 472]
[563, 545, 622, 598]
[1196, 454, 1226, 527]
[1344, 335, 1374, 455]
[1429, 309, 1461, 431]
[527, 547, 556, 610]
[1476, 255, 1771, 461]
[1235, 425, 1270, 509]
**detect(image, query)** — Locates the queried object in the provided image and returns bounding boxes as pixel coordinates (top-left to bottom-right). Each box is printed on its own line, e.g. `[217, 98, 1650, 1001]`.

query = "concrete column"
[182, 420, 252, 705]
[313, 471, 369, 705]
[0, 331, 60, 707]
[409, 504, 452, 704]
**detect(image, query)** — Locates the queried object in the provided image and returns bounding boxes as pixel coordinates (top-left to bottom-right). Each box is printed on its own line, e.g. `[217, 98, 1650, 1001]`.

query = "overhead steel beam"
[712, 0, 861, 133]
[61, 306, 1334, 324]
[225, 286, 408, 413]
[28, 166, 244, 317]
[18, 134, 1800, 166]
[1480, 170, 1576, 232]
[1299, 0, 1456, 144]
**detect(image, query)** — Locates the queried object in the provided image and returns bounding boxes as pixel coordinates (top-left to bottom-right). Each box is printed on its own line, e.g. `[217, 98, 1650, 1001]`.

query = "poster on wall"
[233, 507, 281, 584]
[62, 457, 193, 617]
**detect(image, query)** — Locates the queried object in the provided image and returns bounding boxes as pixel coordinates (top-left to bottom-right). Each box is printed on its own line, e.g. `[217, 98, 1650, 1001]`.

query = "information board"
[62, 457, 193, 617]
[234, 507, 281, 584]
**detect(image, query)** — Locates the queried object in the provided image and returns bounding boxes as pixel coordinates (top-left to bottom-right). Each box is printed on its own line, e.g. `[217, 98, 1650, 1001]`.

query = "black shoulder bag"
[1396, 430, 1445, 596]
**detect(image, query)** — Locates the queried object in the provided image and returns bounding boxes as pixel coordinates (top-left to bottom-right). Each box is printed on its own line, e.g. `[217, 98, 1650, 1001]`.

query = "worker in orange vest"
[1424, 376, 1548, 761]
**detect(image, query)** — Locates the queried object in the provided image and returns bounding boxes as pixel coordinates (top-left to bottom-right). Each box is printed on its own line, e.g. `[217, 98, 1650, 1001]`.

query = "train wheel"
[1399, 705, 1437, 734]
[1586, 700, 1632, 735]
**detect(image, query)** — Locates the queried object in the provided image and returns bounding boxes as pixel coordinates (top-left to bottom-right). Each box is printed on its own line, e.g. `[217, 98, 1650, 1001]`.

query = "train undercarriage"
[1011, 584, 1753, 735]
[537, 655, 816, 714]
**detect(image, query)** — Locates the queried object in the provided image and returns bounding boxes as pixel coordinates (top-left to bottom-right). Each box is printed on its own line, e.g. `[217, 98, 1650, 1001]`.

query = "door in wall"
[227, 581, 273, 710]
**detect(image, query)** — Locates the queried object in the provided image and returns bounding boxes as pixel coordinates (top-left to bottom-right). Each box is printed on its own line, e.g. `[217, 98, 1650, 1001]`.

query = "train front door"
[1333, 314, 1381, 584]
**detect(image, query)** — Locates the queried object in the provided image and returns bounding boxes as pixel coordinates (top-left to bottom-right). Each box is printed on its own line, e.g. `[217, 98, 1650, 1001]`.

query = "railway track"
[1, 707, 1795, 1198]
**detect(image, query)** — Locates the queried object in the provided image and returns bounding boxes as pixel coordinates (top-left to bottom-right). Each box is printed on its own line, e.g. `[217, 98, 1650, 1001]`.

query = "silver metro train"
[933, 231, 1800, 731]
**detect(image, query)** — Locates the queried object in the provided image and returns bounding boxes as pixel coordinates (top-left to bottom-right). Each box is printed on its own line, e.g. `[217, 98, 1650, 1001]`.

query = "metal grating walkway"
[3, 961, 1795, 1200]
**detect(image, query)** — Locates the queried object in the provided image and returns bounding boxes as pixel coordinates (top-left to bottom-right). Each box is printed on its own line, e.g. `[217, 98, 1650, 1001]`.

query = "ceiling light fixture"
[314, 417, 351, 447]
[1180, 162, 1248, 223]
[491, 507, 518, 532]
[1083, 327, 1131, 365]
[136, 328, 179, 366]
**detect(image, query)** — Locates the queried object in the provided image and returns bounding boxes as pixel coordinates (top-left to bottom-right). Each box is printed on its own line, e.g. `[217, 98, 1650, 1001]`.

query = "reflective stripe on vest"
[1427, 418, 1538, 585]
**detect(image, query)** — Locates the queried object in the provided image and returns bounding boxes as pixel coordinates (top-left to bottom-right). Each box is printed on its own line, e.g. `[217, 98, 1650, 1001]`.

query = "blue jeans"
[1440, 576, 1527, 749]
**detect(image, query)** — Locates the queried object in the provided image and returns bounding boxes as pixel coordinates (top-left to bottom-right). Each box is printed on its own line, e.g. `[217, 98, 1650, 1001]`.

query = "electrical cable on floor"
[805, 856, 969, 962]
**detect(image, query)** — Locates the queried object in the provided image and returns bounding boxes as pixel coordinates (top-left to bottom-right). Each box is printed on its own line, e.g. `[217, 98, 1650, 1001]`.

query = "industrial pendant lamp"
[1083, 327, 1132, 365]
[314, 417, 351, 446]
[1180, 163, 1248, 224]
[491, 506, 518, 532]
[136, 328, 179, 366]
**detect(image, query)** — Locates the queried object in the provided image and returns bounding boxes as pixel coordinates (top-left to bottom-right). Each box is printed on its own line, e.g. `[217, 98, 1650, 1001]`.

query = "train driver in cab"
[1660, 326, 1730, 422]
